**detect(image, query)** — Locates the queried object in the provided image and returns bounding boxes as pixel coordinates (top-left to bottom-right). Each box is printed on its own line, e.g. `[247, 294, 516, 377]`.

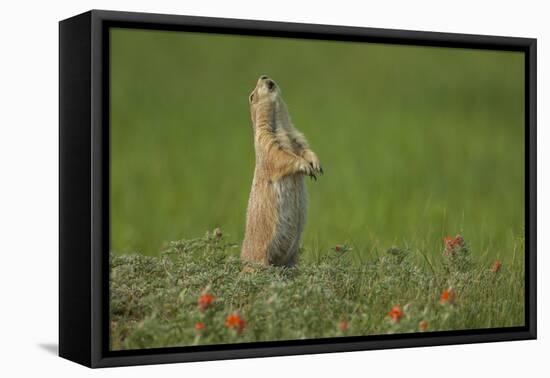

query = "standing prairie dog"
[241, 76, 322, 267]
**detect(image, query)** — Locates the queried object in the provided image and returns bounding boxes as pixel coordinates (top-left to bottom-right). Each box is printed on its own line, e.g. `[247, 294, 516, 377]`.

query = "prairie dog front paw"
[298, 158, 317, 179]
[303, 150, 323, 175]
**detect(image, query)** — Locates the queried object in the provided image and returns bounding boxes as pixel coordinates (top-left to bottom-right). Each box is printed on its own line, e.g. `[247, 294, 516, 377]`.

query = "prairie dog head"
[248, 75, 284, 127]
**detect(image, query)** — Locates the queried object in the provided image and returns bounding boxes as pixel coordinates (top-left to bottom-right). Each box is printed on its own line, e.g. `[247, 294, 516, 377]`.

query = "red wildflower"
[491, 260, 502, 273]
[388, 305, 403, 323]
[419, 321, 428, 332]
[225, 313, 246, 333]
[443, 235, 466, 257]
[194, 322, 205, 331]
[198, 294, 215, 311]
[338, 321, 349, 332]
[440, 288, 455, 305]
[334, 244, 351, 253]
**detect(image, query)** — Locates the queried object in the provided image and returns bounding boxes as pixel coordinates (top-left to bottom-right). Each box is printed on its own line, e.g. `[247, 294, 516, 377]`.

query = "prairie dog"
[241, 76, 322, 267]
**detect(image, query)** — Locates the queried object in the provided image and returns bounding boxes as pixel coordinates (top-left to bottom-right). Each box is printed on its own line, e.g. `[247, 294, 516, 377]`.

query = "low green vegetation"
[110, 230, 524, 350]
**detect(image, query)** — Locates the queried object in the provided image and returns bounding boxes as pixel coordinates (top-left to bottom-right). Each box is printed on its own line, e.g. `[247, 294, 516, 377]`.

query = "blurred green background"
[110, 28, 524, 262]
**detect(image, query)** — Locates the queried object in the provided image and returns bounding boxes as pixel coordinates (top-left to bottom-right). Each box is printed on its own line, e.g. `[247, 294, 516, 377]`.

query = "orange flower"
[198, 294, 215, 311]
[225, 313, 246, 332]
[419, 320, 428, 331]
[443, 235, 465, 256]
[388, 305, 403, 323]
[335, 245, 343, 252]
[194, 322, 205, 331]
[491, 260, 502, 273]
[440, 288, 455, 305]
[338, 321, 349, 332]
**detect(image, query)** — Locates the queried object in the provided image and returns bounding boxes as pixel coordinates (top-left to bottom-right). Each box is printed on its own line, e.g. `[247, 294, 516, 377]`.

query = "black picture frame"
[59, 9, 537, 368]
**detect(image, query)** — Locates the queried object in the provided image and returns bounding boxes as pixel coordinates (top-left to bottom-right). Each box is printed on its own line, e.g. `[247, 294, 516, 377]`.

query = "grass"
[110, 28, 525, 262]
[110, 230, 524, 350]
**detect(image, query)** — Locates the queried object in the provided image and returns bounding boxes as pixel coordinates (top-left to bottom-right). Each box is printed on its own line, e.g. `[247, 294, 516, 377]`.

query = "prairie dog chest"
[264, 174, 307, 265]
[273, 174, 307, 230]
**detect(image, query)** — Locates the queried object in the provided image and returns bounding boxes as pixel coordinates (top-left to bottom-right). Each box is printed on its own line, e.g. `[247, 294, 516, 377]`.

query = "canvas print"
[109, 28, 525, 351]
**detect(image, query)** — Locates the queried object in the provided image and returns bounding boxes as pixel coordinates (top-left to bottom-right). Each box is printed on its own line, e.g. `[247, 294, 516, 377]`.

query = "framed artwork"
[59, 10, 536, 368]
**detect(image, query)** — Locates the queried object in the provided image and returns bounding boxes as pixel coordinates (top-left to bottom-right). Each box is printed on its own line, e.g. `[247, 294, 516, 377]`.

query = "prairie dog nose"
[265, 79, 275, 89]
[257, 75, 276, 90]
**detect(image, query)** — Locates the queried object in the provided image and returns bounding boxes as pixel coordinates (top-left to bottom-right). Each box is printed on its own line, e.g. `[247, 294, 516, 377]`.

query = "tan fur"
[241, 76, 322, 267]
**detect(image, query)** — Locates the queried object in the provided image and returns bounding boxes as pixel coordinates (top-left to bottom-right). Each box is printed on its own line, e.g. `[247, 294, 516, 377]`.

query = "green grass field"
[109, 28, 525, 348]
[110, 231, 524, 350]
[110, 28, 524, 263]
